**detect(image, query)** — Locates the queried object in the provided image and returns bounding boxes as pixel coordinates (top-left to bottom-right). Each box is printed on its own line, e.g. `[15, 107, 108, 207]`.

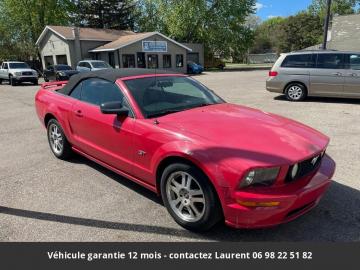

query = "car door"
[0, 63, 9, 79]
[69, 78, 136, 175]
[77, 62, 87, 72]
[84, 62, 92, 71]
[309, 53, 346, 97]
[343, 53, 360, 98]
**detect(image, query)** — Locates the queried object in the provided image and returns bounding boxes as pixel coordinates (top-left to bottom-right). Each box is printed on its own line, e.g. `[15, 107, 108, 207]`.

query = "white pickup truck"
[0, 61, 38, 86]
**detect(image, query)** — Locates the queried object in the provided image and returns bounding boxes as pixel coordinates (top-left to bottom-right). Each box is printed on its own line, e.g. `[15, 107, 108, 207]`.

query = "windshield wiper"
[186, 102, 213, 110]
[147, 109, 182, 118]
[147, 103, 215, 118]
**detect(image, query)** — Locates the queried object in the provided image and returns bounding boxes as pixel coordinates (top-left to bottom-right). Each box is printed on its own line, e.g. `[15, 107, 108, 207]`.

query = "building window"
[147, 54, 158, 69]
[93, 53, 100, 60]
[44, 56, 54, 68]
[123, 54, 136, 68]
[56, 55, 68, 65]
[163, 55, 172, 68]
[108, 52, 115, 67]
[137, 52, 146, 68]
[176, 54, 184, 67]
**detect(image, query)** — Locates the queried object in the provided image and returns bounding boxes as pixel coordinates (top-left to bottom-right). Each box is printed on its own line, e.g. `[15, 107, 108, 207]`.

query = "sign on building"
[142, 41, 168, 52]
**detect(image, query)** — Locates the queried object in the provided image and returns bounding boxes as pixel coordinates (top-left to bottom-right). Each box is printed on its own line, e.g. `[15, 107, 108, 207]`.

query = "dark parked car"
[43, 64, 79, 82]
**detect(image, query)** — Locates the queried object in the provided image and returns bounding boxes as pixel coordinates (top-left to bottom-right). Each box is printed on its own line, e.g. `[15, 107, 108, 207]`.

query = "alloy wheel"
[49, 123, 63, 155]
[287, 85, 303, 100]
[166, 171, 206, 222]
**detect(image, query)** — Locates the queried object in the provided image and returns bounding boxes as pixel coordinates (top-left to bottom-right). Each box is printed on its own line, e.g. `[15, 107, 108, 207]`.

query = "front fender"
[151, 140, 239, 209]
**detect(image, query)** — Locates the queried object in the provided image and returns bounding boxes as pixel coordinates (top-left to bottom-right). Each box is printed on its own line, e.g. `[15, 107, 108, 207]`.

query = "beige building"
[304, 14, 360, 51]
[36, 26, 204, 73]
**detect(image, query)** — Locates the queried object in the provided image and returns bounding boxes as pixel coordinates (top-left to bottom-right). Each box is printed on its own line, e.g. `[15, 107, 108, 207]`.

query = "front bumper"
[224, 154, 335, 228]
[13, 76, 38, 83]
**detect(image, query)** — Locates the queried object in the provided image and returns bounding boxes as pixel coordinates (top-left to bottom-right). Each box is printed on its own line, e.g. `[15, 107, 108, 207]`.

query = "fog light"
[237, 200, 280, 207]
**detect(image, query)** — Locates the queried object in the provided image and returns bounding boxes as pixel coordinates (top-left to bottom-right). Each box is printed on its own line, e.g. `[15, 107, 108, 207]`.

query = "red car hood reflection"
[157, 103, 329, 167]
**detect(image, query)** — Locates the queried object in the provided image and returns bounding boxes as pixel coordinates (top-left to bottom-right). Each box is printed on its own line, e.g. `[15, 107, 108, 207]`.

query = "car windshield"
[91, 61, 111, 68]
[9, 63, 30, 69]
[56, 65, 72, 71]
[124, 76, 224, 118]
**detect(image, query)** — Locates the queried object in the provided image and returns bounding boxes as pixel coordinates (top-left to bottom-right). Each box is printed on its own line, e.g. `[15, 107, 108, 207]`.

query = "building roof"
[58, 68, 181, 96]
[36, 25, 135, 45]
[90, 32, 155, 51]
[90, 31, 192, 52]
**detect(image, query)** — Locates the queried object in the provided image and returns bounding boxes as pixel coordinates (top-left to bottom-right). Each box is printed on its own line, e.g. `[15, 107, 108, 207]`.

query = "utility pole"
[322, 0, 332, 50]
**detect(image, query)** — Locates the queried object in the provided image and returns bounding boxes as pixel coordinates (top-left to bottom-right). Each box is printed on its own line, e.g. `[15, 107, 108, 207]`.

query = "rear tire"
[285, 83, 307, 101]
[160, 163, 223, 231]
[47, 119, 72, 160]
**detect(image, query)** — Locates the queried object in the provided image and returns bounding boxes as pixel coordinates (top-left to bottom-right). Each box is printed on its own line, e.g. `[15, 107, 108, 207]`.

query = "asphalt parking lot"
[0, 70, 359, 242]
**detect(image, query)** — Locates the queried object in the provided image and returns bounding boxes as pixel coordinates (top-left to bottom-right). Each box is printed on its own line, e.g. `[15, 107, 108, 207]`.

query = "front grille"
[22, 71, 33, 76]
[286, 153, 323, 183]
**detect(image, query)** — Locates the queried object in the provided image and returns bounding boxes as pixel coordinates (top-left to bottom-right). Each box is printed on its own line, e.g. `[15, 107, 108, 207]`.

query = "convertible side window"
[81, 78, 125, 106]
[69, 82, 82, 100]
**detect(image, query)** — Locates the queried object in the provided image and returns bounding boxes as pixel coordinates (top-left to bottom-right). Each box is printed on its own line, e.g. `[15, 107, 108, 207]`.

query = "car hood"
[11, 68, 36, 73]
[157, 103, 329, 167]
[92, 67, 111, 71]
[58, 70, 78, 75]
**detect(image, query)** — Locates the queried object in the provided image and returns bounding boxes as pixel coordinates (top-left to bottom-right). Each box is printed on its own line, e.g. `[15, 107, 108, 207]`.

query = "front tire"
[285, 83, 307, 101]
[47, 119, 72, 160]
[9, 75, 17, 86]
[160, 163, 222, 231]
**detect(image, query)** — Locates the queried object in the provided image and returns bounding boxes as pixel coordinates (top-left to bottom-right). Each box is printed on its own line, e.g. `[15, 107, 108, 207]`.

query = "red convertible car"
[35, 69, 335, 231]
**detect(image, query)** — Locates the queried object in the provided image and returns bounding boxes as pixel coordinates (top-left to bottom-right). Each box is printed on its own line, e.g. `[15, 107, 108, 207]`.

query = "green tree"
[277, 12, 323, 52]
[250, 17, 285, 53]
[73, 0, 137, 29]
[308, 0, 359, 17]
[137, 0, 256, 60]
[0, 0, 75, 60]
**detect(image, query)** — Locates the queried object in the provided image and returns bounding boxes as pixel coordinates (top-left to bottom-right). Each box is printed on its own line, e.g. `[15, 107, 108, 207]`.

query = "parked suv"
[76, 60, 112, 72]
[0, 61, 38, 86]
[266, 50, 360, 101]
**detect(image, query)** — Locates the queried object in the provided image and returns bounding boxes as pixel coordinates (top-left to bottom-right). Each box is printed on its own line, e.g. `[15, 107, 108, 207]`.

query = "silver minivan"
[266, 50, 360, 101]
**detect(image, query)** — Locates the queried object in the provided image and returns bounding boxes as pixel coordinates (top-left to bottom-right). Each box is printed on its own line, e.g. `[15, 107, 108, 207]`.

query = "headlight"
[239, 167, 280, 188]
[14, 72, 22, 76]
[290, 163, 299, 179]
[33, 71, 38, 76]
[58, 72, 66, 76]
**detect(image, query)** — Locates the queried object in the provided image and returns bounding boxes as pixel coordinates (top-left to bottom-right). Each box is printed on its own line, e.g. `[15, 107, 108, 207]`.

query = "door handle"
[75, 110, 83, 117]
[332, 72, 342, 76]
[348, 73, 358, 77]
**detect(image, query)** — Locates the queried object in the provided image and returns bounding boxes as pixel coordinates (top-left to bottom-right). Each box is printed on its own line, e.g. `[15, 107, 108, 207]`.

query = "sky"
[255, 0, 313, 20]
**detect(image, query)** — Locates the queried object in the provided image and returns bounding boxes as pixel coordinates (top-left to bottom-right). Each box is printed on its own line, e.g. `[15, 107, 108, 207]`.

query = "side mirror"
[100, 101, 129, 116]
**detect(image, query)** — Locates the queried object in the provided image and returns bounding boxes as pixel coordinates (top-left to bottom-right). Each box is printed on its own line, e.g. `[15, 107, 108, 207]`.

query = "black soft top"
[58, 68, 180, 96]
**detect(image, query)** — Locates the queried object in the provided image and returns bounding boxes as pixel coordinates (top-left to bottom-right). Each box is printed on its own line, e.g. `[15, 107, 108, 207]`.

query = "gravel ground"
[0, 70, 359, 242]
